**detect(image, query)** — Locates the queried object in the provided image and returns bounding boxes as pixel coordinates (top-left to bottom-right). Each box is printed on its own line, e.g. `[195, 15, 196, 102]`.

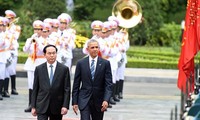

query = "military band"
[0, 10, 21, 100]
[0, 9, 129, 115]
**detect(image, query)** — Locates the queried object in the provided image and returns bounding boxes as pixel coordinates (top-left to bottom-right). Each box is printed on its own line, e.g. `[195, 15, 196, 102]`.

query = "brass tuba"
[112, 0, 142, 28]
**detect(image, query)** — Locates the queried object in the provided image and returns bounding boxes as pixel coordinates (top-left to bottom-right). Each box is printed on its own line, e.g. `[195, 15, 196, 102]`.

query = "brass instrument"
[10, 17, 19, 25]
[112, 0, 142, 28]
[32, 39, 36, 43]
[7, 17, 20, 29]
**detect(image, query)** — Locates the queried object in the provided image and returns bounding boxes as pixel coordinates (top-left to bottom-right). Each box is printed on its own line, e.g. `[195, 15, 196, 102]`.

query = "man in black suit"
[31, 44, 71, 120]
[72, 39, 113, 120]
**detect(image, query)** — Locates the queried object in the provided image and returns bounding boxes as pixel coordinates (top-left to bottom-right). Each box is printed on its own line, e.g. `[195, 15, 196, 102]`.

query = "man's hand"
[31, 108, 37, 116]
[101, 101, 108, 112]
[73, 105, 79, 115]
[61, 107, 68, 115]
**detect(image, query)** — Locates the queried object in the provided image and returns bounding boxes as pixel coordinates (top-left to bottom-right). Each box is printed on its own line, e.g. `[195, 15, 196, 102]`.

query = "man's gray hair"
[87, 39, 100, 47]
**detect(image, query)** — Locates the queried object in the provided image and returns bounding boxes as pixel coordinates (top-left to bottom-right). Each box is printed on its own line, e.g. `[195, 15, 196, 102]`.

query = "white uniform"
[7, 23, 21, 40]
[57, 29, 75, 70]
[116, 31, 130, 80]
[23, 34, 46, 89]
[4, 31, 19, 78]
[101, 36, 119, 84]
[0, 32, 9, 80]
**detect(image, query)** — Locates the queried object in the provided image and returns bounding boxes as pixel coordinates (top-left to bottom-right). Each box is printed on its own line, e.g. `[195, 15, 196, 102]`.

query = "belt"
[0, 49, 5, 52]
[29, 55, 45, 59]
[102, 56, 109, 60]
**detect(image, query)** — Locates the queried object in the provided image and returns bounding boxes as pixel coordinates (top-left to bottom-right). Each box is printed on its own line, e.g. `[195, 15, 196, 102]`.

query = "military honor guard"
[101, 21, 121, 105]
[23, 20, 46, 112]
[0, 17, 10, 100]
[108, 16, 130, 99]
[57, 13, 75, 70]
[3, 10, 21, 97]
[116, 29, 130, 99]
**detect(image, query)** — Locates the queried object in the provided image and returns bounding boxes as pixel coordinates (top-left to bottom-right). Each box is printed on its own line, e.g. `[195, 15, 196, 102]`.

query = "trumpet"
[32, 39, 36, 43]
[7, 17, 20, 29]
[10, 17, 19, 25]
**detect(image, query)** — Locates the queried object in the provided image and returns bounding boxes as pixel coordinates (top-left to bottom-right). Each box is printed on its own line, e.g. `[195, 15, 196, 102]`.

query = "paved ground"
[0, 67, 180, 120]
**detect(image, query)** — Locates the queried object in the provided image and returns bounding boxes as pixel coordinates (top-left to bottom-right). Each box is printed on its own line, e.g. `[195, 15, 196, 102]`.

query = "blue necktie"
[49, 64, 54, 85]
[90, 60, 95, 80]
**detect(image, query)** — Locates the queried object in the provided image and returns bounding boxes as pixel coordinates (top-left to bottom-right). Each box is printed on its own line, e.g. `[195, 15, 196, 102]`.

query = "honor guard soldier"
[116, 29, 130, 99]
[101, 21, 120, 104]
[5, 10, 21, 40]
[23, 20, 46, 112]
[4, 10, 21, 96]
[109, 16, 130, 99]
[40, 23, 55, 45]
[43, 18, 54, 35]
[3, 17, 19, 97]
[108, 19, 122, 100]
[0, 17, 10, 100]
[52, 19, 60, 33]
[57, 14, 75, 71]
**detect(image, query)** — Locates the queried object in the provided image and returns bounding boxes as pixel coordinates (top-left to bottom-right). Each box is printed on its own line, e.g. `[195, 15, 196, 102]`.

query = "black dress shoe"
[3, 91, 10, 97]
[11, 89, 18, 95]
[110, 97, 116, 105]
[0, 95, 3, 100]
[113, 95, 120, 102]
[24, 106, 32, 112]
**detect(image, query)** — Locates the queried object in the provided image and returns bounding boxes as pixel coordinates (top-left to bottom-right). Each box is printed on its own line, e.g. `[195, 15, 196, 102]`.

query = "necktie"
[90, 60, 95, 80]
[49, 64, 54, 85]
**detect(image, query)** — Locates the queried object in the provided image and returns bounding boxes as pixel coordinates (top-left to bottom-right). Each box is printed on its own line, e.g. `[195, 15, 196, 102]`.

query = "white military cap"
[60, 13, 72, 22]
[44, 18, 53, 27]
[5, 10, 16, 18]
[109, 20, 118, 29]
[33, 20, 44, 29]
[91, 20, 103, 30]
[2, 17, 9, 25]
[102, 21, 112, 33]
[52, 19, 60, 28]
[42, 23, 51, 31]
[108, 16, 119, 26]
[57, 14, 68, 23]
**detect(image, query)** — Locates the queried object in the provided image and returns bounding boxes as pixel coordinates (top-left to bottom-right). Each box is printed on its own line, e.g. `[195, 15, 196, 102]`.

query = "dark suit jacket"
[72, 56, 112, 111]
[31, 62, 71, 114]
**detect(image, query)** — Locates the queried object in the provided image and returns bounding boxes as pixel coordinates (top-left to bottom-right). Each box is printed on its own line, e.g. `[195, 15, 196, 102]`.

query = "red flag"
[177, 0, 200, 94]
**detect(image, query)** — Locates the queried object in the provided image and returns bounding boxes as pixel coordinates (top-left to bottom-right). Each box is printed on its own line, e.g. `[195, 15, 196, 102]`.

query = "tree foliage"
[73, 0, 114, 20]
[30, 0, 66, 20]
[0, 0, 21, 16]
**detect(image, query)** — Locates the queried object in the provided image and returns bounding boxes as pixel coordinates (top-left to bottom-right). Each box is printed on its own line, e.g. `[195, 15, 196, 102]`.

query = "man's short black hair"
[43, 44, 58, 54]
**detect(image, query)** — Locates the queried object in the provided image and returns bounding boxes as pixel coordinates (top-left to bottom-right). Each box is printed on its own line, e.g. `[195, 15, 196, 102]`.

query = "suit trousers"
[80, 98, 104, 120]
[37, 105, 62, 120]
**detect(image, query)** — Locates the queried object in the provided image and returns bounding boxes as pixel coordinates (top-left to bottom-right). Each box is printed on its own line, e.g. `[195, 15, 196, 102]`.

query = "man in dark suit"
[31, 44, 71, 120]
[72, 39, 113, 120]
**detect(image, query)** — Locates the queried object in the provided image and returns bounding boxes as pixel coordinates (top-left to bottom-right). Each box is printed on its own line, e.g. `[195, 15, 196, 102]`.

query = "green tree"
[0, 0, 21, 16]
[30, 0, 67, 20]
[73, 0, 114, 20]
